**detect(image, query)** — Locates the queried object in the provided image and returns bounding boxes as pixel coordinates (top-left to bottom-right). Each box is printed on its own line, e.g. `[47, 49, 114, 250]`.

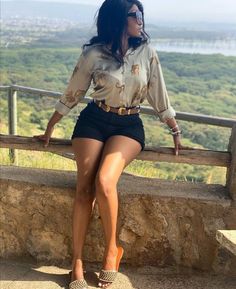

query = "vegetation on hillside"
[1, 47, 235, 184]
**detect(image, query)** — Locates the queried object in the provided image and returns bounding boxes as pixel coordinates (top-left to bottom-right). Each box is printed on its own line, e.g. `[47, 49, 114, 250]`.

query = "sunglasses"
[127, 10, 143, 25]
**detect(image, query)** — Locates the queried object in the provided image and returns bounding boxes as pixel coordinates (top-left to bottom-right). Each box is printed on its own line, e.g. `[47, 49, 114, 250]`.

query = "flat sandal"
[98, 246, 124, 287]
[68, 270, 88, 289]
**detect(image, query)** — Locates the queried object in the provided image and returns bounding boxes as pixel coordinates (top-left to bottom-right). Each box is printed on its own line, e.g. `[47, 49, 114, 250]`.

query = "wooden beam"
[0, 86, 11, 91]
[226, 125, 236, 200]
[0, 134, 230, 167]
[8, 89, 18, 165]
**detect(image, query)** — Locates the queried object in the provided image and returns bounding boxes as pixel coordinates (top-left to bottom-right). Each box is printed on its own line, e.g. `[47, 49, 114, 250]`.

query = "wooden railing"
[0, 85, 236, 200]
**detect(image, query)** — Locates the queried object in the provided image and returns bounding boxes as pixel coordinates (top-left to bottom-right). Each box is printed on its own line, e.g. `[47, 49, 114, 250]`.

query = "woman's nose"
[138, 19, 143, 26]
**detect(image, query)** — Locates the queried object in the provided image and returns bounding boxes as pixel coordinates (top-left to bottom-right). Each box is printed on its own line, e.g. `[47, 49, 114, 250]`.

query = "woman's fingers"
[33, 134, 50, 147]
[173, 138, 197, 156]
[173, 135, 180, 156]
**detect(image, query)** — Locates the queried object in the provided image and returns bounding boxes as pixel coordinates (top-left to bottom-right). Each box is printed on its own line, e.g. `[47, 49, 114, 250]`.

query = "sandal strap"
[99, 269, 118, 282]
[69, 279, 88, 289]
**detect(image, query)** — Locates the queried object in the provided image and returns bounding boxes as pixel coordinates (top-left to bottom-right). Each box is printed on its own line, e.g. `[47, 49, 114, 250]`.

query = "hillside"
[1, 47, 235, 147]
[0, 47, 235, 184]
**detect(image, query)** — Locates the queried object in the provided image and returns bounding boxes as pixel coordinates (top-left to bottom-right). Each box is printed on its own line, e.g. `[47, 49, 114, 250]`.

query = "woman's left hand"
[172, 134, 192, 156]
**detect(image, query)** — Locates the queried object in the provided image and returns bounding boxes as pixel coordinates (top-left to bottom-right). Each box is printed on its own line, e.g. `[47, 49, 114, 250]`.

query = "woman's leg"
[95, 135, 142, 288]
[71, 138, 104, 282]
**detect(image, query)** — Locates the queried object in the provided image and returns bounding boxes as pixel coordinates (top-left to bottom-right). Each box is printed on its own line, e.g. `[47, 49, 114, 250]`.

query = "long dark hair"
[83, 0, 150, 64]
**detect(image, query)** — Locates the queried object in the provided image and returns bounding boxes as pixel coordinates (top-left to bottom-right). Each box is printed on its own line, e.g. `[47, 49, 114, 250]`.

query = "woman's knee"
[95, 173, 116, 197]
[75, 183, 95, 203]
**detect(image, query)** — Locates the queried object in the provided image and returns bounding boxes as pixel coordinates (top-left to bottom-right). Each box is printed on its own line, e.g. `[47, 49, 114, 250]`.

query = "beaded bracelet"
[170, 124, 179, 131]
[170, 130, 182, 136]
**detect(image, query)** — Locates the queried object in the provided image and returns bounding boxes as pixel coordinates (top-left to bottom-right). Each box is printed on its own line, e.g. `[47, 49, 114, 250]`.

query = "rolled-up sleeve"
[146, 46, 176, 123]
[55, 49, 94, 116]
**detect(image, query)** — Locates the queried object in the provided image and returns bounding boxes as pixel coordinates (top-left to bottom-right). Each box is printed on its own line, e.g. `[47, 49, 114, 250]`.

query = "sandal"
[68, 270, 88, 289]
[98, 246, 124, 288]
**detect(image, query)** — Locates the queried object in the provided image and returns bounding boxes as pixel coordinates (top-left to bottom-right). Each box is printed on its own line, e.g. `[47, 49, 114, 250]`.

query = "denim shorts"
[71, 100, 145, 151]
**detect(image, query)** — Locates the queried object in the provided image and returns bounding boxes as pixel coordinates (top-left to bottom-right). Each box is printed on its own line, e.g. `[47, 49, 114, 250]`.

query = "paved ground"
[1, 258, 236, 289]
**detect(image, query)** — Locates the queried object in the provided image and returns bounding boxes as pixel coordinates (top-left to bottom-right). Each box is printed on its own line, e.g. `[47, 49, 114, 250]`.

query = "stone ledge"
[216, 230, 236, 256]
[0, 165, 232, 204]
[1, 165, 236, 275]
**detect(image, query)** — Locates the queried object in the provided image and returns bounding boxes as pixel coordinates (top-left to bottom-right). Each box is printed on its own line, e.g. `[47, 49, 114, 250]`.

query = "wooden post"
[226, 124, 236, 201]
[8, 88, 18, 165]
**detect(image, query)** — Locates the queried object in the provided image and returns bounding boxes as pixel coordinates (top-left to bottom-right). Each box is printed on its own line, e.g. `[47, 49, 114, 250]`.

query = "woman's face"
[126, 4, 143, 38]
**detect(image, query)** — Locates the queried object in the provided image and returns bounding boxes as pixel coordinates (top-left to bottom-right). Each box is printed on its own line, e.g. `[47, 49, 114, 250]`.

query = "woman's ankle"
[72, 258, 83, 268]
[71, 259, 84, 280]
[105, 245, 118, 256]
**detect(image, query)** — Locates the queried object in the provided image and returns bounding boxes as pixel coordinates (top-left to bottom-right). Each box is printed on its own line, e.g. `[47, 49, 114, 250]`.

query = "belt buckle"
[105, 104, 110, 112]
[98, 101, 102, 107]
[118, 107, 126, 115]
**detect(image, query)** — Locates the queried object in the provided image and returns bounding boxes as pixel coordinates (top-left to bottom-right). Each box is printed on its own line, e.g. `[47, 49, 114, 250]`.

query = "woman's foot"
[98, 247, 119, 288]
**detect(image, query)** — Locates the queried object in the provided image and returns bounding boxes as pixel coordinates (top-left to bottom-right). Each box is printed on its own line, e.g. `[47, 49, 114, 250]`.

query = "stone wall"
[1, 165, 236, 276]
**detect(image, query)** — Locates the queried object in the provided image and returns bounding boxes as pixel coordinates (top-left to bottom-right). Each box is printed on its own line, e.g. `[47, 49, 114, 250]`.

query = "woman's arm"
[146, 46, 176, 124]
[34, 110, 63, 147]
[146, 45, 186, 155]
[165, 117, 178, 130]
[54, 49, 94, 116]
[34, 48, 94, 146]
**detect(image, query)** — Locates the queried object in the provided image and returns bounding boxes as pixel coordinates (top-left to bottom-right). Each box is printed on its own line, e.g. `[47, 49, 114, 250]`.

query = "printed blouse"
[55, 42, 176, 122]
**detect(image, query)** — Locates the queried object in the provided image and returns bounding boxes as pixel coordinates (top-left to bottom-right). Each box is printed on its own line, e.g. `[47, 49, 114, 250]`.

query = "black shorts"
[71, 100, 145, 151]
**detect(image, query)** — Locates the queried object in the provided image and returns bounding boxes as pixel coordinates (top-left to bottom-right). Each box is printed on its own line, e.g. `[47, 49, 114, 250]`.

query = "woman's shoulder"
[80, 43, 104, 61]
[141, 42, 157, 56]
[82, 43, 104, 54]
[133, 42, 157, 59]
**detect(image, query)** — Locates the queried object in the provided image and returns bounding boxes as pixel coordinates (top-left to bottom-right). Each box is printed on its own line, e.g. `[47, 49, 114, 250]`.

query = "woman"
[35, 0, 185, 288]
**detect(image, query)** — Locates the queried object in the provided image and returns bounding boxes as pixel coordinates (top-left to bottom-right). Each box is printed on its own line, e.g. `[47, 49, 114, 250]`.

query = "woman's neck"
[106, 34, 129, 56]
[121, 34, 129, 56]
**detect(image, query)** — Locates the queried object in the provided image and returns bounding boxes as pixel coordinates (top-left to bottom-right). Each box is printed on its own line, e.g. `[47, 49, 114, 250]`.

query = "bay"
[153, 39, 236, 56]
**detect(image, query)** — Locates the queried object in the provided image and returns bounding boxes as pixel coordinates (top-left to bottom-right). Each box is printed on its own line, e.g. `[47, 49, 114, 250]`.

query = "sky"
[5, 0, 236, 23]
[25, 0, 236, 23]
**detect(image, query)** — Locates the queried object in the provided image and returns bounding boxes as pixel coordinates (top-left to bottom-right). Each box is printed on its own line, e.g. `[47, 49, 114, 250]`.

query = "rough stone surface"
[1, 165, 236, 277]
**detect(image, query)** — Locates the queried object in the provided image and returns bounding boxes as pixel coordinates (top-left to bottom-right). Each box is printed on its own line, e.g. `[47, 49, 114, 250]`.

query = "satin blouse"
[55, 42, 176, 122]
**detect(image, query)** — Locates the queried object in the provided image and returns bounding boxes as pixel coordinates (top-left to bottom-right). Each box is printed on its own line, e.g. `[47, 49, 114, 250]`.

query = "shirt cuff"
[157, 106, 176, 123]
[55, 101, 71, 116]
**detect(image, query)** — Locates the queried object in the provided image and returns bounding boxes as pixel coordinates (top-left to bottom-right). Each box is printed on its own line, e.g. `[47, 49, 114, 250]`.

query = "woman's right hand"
[33, 110, 63, 147]
[33, 126, 54, 147]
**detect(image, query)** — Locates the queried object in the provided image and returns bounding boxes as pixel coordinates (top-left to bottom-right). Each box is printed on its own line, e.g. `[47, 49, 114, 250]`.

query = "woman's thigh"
[72, 138, 104, 198]
[95, 135, 142, 192]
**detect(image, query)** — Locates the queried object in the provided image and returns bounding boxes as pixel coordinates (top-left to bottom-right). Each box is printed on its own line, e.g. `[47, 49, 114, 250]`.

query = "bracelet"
[167, 124, 182, 136]
[169, 124, 179, 131]
[170, 130, 182, 136]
